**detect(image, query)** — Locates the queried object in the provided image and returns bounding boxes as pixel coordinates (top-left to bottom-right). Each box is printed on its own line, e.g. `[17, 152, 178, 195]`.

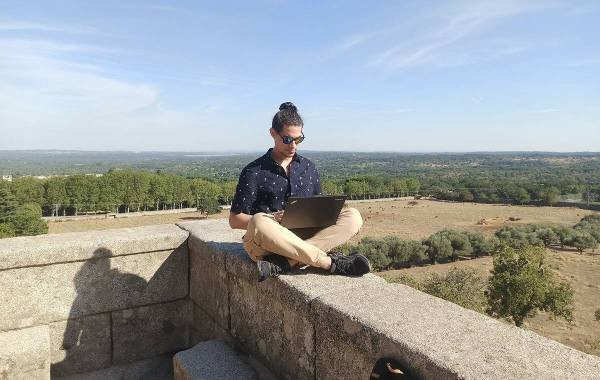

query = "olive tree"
[485, 245, 574, 327]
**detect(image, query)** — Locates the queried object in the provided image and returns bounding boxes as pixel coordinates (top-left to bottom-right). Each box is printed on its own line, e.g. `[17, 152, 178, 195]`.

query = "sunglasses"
[279, 132, 305, 145]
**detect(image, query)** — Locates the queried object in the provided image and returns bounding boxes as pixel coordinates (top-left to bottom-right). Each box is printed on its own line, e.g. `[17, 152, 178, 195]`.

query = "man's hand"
[271, 210, 284, 223]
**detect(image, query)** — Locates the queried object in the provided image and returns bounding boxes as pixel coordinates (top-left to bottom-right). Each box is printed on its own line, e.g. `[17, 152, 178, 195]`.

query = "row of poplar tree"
[1, 170, 423, 217]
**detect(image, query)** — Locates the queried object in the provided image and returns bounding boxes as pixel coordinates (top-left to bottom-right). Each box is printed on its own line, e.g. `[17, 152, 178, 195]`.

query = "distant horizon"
[1, 148, 600, 155]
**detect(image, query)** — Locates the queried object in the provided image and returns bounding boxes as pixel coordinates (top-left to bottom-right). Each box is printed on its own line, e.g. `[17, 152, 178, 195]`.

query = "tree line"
[0, 171, 424, 218]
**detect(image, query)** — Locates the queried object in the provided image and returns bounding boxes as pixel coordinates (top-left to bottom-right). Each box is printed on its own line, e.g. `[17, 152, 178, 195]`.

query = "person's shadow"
[52, 248, 150, 378]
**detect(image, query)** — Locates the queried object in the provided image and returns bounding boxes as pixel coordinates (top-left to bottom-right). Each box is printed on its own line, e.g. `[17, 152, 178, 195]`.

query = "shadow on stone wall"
[52, 247, 148, 377]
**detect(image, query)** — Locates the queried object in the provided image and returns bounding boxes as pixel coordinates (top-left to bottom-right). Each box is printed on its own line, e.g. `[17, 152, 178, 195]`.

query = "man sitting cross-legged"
[228, 102, 370, 281]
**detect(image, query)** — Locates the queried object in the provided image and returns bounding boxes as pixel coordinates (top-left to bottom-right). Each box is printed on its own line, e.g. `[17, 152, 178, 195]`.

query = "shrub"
[197, 197, 221, 216]
[386, 237, 427, 267]
[422, 233, 453, 264]
[389, 269, 487, 313]
[0, 223, 15, 238]
[437, 230, 473, 261]
[420, 268, 487, 313]
[595, 309, 600, 322]
[552, 226, 578, 248]
[458, 190, 474, 202]
[388, 274, 421, 289]
[574, 215, 600, 243]
[465, 232, 499, 257]
[567, 230, 598, 254]
[485, 245, 574, 327]
[353, 237, 392, 271]
[495, 225, 543, 249]
[535, 227, 560, 247]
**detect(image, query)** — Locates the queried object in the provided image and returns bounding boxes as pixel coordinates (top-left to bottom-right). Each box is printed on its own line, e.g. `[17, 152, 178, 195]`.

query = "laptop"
[280, 195, 347, 229]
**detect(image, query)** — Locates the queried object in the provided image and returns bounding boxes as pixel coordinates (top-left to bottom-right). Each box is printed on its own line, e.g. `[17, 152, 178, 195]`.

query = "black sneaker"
[256, 254, 291, 282]
[328, 252, 371, 276]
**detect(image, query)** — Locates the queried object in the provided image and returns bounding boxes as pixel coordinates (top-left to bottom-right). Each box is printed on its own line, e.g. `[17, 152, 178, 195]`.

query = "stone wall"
[1, 220, 600, 379]
[0, 225, 190, 379]
[179, 219, 600, 380]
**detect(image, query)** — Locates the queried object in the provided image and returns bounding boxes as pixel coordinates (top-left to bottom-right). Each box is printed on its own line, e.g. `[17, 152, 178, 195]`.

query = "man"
[229, 102, 371, 281]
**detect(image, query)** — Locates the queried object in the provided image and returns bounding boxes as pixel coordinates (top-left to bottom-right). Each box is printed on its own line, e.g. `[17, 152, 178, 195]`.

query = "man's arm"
[229, 167, 258, 229]
[229, 211, 252, 230]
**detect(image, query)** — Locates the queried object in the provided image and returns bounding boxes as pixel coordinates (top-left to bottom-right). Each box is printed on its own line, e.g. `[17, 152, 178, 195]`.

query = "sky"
[0, 0, 599, 152]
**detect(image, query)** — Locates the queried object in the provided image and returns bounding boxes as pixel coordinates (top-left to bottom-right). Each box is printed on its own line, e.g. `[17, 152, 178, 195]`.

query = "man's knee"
[345, 207, 363, 233]
[249, 212, 277, 234]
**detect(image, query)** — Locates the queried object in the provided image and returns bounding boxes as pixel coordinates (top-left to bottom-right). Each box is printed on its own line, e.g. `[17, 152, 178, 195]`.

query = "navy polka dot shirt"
[231, 148, 322, 215]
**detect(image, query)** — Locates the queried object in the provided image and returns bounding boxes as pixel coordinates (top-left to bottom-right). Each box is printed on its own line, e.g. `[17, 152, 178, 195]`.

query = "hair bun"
[279, 102, 297, 112]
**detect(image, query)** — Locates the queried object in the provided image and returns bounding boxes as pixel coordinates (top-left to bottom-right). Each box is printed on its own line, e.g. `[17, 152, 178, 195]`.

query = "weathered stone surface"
[229, 269, 385, 380]
[55, 353, 174, 380]
[0, 224, 188, 270]
[0, 246, 188, 331]
[173, 340, 257, 380]
[182, 219, 388, 380]
[49, 313, 111, 377]
[187, 234, 230, 328]
[313, 283, 600, 380]
[112, 299, 192, 364]
[177, 219, 245, 245]
[0, 325, 50, 380]
[191, 304, 233, 346]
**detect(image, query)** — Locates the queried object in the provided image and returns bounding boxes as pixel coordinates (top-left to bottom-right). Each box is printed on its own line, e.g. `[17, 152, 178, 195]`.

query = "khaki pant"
[242, 207, 363, 267]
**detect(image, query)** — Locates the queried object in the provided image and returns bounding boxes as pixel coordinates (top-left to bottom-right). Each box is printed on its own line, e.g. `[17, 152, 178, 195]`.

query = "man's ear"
[269, 128, 276, 138]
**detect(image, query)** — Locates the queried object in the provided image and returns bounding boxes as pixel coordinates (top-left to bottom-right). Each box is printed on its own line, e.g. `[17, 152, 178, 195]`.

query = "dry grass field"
[47, 209, 230, 234]
[47, 199, 600, 356]
[348, 198, 595, 241]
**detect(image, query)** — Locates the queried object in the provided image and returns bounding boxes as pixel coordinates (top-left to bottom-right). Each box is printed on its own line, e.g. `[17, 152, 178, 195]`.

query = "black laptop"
[280, 195, 347, 229]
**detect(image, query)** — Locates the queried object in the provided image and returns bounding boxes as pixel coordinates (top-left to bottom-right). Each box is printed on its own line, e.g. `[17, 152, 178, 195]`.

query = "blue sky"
[1, 0, 599, 152]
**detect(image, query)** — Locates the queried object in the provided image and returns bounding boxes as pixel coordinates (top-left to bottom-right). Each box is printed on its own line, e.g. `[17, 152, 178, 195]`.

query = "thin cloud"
[0, 20, 96, 34]
[368, 1, 562, 69]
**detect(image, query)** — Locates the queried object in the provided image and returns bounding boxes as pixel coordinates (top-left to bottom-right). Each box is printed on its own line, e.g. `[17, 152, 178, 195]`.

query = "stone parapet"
[180, 219, 600, 380]
[0, 224, 190, 379]
[1, 219, 599, 379]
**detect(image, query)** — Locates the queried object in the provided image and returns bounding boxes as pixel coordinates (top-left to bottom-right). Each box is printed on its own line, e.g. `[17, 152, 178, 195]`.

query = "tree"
[423, 233, 453, 264]
[552, 226, 577, 248]
[438, 230, 473, 261]
[567, 231, 597, 254]
[197, 197, 221, 216]
[10, 177, 45, 205]
[8, 203, 48, 236]
[574, 214, 600, 242]
[485, 245, 574, 327]
[405, 178, 421, 195]
[221, 180, 238, 203]
[535, 228, 560, 248]
[44, 177, 68, 216]
[322, 180, 343, 195]
[458, 190, 474, 202]
[0, 187, 18, 223]
[539, 186, 561, 205]
[465, 232, 499, 257]
[387, 238, 427, 267]
[65, 175, 95, 215]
